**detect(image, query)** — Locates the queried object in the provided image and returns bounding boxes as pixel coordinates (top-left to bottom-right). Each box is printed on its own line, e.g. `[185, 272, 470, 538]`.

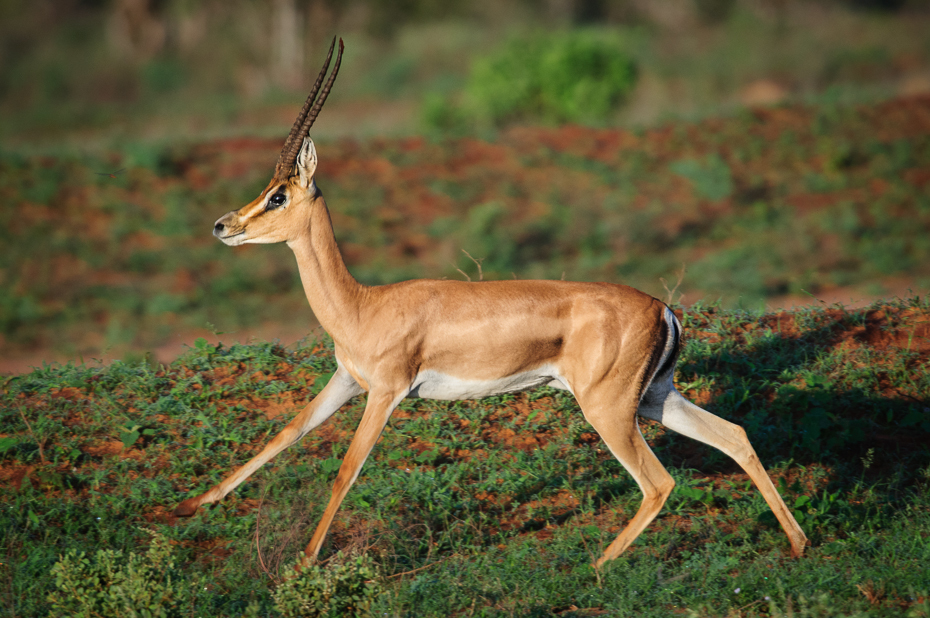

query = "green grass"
[1, 298, 928, 616]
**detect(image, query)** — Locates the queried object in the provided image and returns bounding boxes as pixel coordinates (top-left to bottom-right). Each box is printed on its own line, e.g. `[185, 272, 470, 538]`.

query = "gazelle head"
[213, 38, 343, 246]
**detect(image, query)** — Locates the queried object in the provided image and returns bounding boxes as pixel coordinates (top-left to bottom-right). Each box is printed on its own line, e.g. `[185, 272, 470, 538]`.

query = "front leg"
[173, 366, 364, 517]
[303, 389, 403, 564]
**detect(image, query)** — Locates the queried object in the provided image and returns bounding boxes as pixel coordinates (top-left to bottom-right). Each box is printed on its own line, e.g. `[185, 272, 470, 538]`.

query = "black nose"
[214, 222, 225, 233]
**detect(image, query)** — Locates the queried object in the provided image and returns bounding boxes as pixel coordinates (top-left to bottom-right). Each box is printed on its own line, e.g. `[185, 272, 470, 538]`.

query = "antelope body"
[173, 39, 808, 567]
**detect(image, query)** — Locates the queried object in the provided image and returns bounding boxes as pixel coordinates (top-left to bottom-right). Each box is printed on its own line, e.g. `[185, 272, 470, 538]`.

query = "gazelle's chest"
[408, 367, 569, 400]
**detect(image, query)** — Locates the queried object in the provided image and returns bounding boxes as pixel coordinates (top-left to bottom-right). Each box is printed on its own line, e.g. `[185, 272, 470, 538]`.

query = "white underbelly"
[409, 368, 569, 400]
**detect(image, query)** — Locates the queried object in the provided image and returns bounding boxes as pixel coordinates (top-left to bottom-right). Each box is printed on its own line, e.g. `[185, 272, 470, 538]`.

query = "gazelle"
[173, 38, 808, 566]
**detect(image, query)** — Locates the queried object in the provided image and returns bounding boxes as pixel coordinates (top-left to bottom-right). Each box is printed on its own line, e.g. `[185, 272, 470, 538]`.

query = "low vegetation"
[4, 2, 930, 367]
[46, 528, 203, 618]
[1, 298, 928, 616]
[2, 95, 930, 364]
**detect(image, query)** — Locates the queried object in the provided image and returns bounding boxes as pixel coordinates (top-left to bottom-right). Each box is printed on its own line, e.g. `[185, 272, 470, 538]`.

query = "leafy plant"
[118, 424, 154, 450]
[272, 552, 381, 618]
[47, 529, 202, 618]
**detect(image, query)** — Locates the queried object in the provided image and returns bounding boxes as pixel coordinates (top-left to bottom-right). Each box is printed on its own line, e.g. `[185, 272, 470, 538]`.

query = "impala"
[173, 38, 808, 566]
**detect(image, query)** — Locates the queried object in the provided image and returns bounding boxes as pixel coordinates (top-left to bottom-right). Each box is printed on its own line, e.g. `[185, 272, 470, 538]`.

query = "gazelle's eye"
[268, 192, 287, 209]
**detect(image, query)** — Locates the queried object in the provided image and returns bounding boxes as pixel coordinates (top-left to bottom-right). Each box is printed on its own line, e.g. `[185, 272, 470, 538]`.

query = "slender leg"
[576, 387, 676, 568]
[303, 389, 402, 564]
[640, 388, 808, 557]
[173, 367, 364, 517]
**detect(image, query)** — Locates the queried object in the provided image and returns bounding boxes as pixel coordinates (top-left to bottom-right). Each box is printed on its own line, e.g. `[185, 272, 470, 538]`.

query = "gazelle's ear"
[296, 138, 318, 189]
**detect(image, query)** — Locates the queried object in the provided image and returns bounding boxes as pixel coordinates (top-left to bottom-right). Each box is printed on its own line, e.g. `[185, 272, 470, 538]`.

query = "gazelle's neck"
[287, 196, 365, 342]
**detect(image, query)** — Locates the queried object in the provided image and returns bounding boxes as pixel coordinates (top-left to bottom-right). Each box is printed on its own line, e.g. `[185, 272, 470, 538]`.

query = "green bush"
[428, 30, 638, 128]
[47, 529, 202, 618]
[272, 552, 381, 618]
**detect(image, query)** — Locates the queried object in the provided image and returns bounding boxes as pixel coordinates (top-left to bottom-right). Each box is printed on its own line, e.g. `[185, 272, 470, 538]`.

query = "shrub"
[427, 30, 638, 128]
[272, 552, 381, 618]
[47, 529, 201, 618]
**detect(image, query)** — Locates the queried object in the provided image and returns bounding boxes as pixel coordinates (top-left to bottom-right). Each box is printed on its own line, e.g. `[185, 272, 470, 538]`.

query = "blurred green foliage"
[2, 0, 928, 146]
[464, 30, 638, 126]
[1, 0, 929, 366]
[669, 155, 733, 202]
[2, 95, 930, 363]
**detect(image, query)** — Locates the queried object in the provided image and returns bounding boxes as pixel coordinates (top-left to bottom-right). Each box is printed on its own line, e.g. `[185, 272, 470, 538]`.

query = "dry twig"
[16, 407, 45, 465]
[385, 553, 456, 580]
[461, 249, 484, 281]
[254, 485, 279, 584]
[660, 264, 687, 306]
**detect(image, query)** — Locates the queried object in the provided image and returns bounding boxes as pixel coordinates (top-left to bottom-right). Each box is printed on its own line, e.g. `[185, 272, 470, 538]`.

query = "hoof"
[297, 555, 315, 570]
[173, 499, 199, 517]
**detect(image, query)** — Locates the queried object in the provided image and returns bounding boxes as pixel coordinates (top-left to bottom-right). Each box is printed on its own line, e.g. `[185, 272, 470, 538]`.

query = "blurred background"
[1, 0, 929, 372]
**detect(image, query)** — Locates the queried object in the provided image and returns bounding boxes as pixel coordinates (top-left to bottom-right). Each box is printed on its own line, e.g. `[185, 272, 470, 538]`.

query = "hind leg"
[576, 386, 676, 567]
[640, 387, 808, 557]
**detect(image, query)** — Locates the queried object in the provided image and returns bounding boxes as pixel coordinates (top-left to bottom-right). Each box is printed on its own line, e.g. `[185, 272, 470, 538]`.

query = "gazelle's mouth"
[216, 230, 246, 246]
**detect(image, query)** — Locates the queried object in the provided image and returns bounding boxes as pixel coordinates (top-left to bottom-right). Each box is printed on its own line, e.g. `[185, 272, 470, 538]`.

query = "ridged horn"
[273, 37, 342, 183]
[296, 38, 343, 148]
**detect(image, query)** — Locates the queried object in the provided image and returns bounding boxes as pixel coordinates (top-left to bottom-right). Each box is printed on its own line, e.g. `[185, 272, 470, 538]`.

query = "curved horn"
[273, 37, 338, 183]
[295, 38, 344, 147]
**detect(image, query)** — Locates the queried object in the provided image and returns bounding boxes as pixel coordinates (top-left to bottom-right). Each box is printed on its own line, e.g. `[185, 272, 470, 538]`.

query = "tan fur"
[174, 135, 807, 567]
